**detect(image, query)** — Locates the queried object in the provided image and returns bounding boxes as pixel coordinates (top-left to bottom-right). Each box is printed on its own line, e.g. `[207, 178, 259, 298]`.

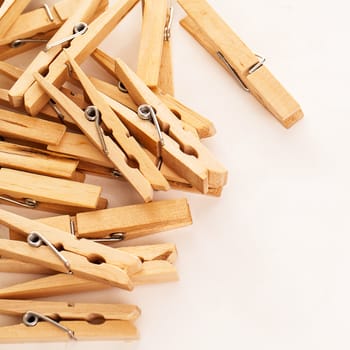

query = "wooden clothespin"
[24, 0, 140, 116]
[0, 168, 106, 214]
[0, 109, 66, 146]
[7, 0, 108, 107]
[109, 58, 227, 192]
[9, 198, 191, 242]
[91, 48, 216, 138]
[0, 299, 139, 342]
[0, 0, 31, 37]
[159, 0, 175, 95]
[33, 55, 170, 202]
[137, 0, 168, 88]
[0, 141, 83, 181]
[0, 208, 142, 290]
[0, 243, 179, 298]
[178, 0, 303, 128]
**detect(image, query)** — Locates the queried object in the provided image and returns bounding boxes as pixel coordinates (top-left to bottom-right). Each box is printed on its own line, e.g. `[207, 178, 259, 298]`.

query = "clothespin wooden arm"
[24, 0, 140, 116]
[0, 320, 138, 342]
[137, 0, 168, 87]
[178, 0, 303, 128]
[0, 299, 140, 321]
[0, 0, 31, 38]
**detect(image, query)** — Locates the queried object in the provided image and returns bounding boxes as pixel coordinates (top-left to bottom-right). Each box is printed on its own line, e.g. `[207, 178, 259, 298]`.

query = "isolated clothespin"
[0, 299, 139, 342]
[24, 0, 140, 116]
[0, 141, 83, 181]
[0, 0, 31, 38]
[33, 54, 170, 202]
[8, 0, 108, 107]
[110, 58, 227, 192]
[0, 168, 105, 214]
[0, 208, 142, 289]
[178, 0, 303, 128]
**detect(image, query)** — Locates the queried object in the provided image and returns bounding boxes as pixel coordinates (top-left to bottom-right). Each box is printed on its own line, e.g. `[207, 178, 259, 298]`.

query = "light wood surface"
[137, 0, 168, 87]
[159, 38, 174, 95]
[0, 320, 138, 342]
[0, 109, 66, 146]
[0, 168, 102, 209]
[0, 141, 79, 179]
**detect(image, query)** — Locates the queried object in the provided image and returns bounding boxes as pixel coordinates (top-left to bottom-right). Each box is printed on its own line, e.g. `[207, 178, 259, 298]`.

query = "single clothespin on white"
[178, 0, 303, 128]
[0, 299, 139, 342]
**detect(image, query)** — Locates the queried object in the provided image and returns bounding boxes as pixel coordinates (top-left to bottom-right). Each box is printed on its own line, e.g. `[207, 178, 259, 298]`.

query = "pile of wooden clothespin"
[0, 0, 302, 343]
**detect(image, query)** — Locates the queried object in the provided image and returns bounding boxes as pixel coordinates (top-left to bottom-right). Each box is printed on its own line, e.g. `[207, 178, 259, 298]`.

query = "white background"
[0, 0, 349, 349]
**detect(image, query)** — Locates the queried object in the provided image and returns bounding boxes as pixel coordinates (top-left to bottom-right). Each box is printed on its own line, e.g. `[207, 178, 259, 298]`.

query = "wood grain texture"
[0, 109, 66, 146]
[158, 39, 174, 95]
[137, 0, 167, 87]
[0, 168, 102, 209]
[76, 199, 192, 240]
[178, 1, 303, 128]
[0, 320, 138, 342]
[0, 141, 79, 179]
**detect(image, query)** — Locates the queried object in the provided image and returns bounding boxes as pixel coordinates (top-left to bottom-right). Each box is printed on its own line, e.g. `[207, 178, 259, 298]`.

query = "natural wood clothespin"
[0, 168, 105, 214]
[8, 0, 108, 107]
[24, 0, 140, 116]
[91, 48, 216, 138]
[33, 55, 169, 202]
[178, 0, 303, 128]
[0, 141, 82, 180]
[137, 0, 168, 88]
[109, 58, 227, 191]
[0, 299, 139, 342]
[0, 0, 31, 38]
[0, 243, 179, 298]
[0, 208, 143, 289]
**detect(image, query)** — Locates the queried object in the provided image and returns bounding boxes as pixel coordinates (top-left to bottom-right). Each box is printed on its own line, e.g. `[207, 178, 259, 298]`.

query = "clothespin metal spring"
[0, 195, 37, 208]
[23, 311, 76, 340]
[45, 22, 89, 51]
[27, 232, 72, 274]
[84, 106, 109, 155]
[217, 52, 266, 92]
[137, 104, 165, 146]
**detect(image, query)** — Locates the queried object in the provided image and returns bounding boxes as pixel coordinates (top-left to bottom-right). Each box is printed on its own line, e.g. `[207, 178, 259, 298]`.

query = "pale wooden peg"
[115, 58, 227, 189]
[24, 0, 140, 116]
[0, 0, 31, 37]
[34, 73, 154, 203]
[137, 0, 168, 87]
[0, 320, 138, 342]
[0, 299, 140, 321]
[0, 141, 80, 180]
[101, 91, 209, 192]
[0, 109, 66, 146]
[76, 199, 192, 240]
[0, 168, 103, 211]
[91, 48, 216, 138]
[159, 39, 174, 95]
[178, 0, 303, 128]
[65, 51, 170, 192]
[48, 132, 114, 168]
[8, 0, 107, 108]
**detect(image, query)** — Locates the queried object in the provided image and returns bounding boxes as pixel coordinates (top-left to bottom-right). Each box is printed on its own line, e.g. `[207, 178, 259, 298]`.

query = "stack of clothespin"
[0, 0, 302, 344]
